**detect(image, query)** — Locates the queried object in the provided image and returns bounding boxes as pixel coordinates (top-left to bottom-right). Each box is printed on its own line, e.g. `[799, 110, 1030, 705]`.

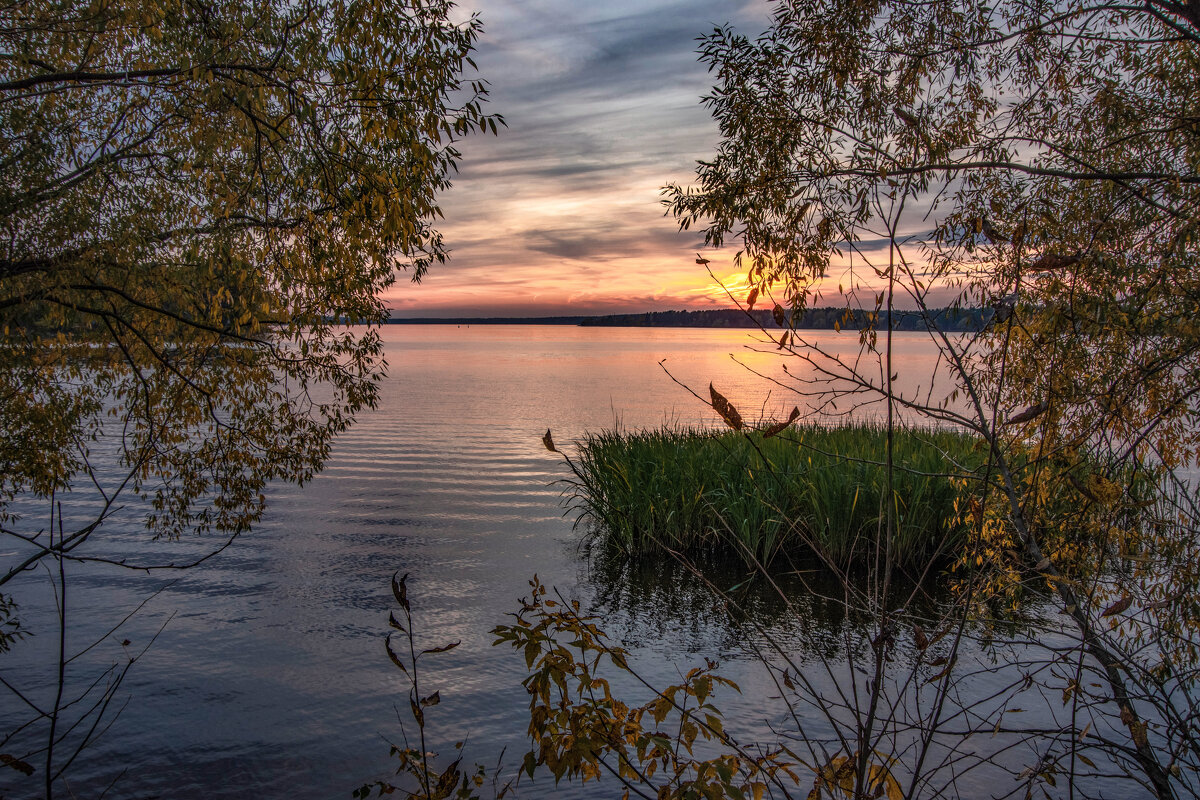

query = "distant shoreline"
[387, 315, 592, 326]
[385, 307, 989, 332]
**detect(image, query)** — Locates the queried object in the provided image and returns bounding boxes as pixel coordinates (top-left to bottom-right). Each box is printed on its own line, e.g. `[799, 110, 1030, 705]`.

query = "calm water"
[1, 326, 1000, 799]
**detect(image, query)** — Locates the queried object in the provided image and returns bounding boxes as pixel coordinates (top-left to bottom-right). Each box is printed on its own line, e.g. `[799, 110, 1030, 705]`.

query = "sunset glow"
[379, 0, 953, 318]
[381, 0, 772, 318]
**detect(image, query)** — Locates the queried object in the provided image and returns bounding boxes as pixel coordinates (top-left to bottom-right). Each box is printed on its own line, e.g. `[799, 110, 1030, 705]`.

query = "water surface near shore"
[2, 325, 961, 798]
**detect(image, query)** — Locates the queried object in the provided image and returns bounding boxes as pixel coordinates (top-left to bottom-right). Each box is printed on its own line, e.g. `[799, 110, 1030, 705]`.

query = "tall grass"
[564, 423, 981, 572]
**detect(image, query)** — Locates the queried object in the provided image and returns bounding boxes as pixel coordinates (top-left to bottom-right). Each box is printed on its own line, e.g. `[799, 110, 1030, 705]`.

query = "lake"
[0, 325, 1024, 798]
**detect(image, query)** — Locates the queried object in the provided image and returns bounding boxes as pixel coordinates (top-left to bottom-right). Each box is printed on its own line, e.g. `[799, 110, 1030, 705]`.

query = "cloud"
[408, 0, 771, 315]
[524, 228, 605, 260]
[401, 2, 952, 318]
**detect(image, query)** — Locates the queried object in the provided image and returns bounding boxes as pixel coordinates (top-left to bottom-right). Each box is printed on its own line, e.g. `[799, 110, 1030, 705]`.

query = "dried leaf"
[410, 697, 424, 727]
[392, 572, 409, 612]
[747, 287, 759, 309]
[763, 406, 801, 438]
[542, 428, 556, 452]
[709, 383, 744, 430]
[926, 660, 954, 683]
[1004, 400, 1049, 426]
[772, 303, 786, 326]
[434, 758, 462, 798]
[385, 639, 409, 676]
[913, 624, 929, 651]
[0, 754, 34, 776]
[421, 640, 461, 656]
[1028, 252, 1079, 272]
[1101, 595, 1132, 618]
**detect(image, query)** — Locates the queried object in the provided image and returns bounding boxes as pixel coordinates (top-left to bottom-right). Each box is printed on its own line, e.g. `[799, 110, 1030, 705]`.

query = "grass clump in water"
[565, 423, 980, 572]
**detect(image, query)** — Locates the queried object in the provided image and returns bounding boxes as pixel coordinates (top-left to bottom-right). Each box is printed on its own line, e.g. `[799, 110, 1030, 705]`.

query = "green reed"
[563, 423, 981, 571]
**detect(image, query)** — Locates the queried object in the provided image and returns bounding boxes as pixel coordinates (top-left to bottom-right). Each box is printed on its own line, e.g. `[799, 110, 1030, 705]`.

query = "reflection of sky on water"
[2, 326, 1122, 799]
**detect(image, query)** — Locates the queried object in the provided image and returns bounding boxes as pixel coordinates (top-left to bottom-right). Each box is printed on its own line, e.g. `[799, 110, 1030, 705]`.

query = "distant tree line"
[387, 315, 594, 325]
[577, 306, 989, 331]
[388, 307, 990, 330]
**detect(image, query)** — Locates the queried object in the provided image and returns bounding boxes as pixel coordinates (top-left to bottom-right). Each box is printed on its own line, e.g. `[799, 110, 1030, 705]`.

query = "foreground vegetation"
[563, 423, 980, 572]
[0, 0, 499, 794]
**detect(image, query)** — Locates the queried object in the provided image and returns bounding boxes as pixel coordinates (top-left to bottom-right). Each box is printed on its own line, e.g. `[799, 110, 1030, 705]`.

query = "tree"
[0, 0, 497, 791]
[653, 1, 1200, 798]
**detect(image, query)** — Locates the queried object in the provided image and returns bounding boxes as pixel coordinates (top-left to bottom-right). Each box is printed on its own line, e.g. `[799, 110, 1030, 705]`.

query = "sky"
[383, 0, 773, 318]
